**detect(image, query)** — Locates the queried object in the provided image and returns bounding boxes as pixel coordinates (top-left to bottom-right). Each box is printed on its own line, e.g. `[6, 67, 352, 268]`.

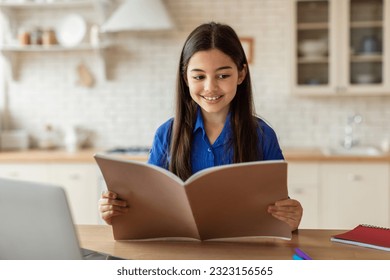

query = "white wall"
[2, 0, 390, 150]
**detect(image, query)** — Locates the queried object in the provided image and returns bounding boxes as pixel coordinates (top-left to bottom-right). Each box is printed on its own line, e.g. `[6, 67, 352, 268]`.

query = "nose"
[204, 78, 218, 92]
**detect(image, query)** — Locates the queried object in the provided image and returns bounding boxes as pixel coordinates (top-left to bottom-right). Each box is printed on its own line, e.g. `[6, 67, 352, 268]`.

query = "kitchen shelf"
[297, 57, 329, 64]
[0, 43, 109, 52]
[0, 0, 106, 25]
[0, 0, 106, 19]
[0, 43, 110, 80]
[351, 54, 383, 63]
[0, 0, 110, 81]
[0, 0, 98, 9]
[350, 21, 383, 29]
[297, 22, 329, 30]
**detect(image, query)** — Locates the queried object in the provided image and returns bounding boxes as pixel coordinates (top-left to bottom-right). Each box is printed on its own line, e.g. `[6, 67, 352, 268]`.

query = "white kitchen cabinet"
[319, 163, 390, 229]
[0, 163, 50, 183]
[0, 0, 110, 80]
[291, 0, 390, 96]
[288, 160, 390, 230]
[47, 164, 100, 225]
[288, 162, 320, 228]
[0, 162, 100, 224]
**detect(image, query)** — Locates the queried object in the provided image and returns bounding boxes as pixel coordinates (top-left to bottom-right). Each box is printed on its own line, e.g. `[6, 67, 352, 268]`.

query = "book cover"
[94, 154, 292, 241]
[331, 224, 390, 252]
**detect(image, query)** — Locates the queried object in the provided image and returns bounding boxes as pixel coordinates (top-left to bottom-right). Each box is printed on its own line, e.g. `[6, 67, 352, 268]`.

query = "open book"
[94, 154, 292, 241]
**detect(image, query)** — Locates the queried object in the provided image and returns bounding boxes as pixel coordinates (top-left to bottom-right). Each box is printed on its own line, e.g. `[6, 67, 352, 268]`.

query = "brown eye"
[192, 75, 205, 80]
[217, 74, 230, 79]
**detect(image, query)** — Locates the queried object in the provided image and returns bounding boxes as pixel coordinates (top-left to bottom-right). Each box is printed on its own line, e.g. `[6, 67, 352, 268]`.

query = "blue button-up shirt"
[148, 109, 284, 175]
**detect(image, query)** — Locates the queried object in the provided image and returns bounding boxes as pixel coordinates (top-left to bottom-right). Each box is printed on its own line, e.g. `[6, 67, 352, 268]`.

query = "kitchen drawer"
[319, 163, 390, 229]
[0, 163, 50, 183]
[0, 162, 100, 225]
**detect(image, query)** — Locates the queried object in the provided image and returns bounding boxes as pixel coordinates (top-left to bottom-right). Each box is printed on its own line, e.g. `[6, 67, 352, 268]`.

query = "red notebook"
[331, 224, 390, 252]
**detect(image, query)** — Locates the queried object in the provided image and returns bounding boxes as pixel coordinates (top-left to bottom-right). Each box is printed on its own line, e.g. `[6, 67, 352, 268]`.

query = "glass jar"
[42, 29, 57, 46]
[30, 27, 43, 45]
[18, 27, 30, 46]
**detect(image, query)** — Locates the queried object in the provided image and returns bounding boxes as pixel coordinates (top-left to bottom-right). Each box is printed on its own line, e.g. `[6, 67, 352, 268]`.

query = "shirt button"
[207, 148, 211, 152]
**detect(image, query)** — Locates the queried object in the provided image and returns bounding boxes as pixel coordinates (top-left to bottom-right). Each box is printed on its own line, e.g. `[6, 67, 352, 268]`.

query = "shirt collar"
[193, 106, 204, 133]
[193, 106, 233, 146]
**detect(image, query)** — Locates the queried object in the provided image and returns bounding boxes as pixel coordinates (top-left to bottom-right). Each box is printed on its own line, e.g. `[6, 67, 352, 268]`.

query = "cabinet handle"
[336, 86, 347, 94]
[347, 174, 362, 181]
[7, 172, 20, 178]
[340, 86, 347, 93]
[69, 174, 81, 180]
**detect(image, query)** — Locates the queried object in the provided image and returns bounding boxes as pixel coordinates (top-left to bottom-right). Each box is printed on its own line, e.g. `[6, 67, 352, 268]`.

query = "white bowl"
[355, 74, 376, 84]
[299, 40, 327, 58]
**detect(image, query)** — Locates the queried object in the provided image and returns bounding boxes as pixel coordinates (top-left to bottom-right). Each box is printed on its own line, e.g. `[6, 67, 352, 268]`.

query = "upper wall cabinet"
[291, 0, 390, 96]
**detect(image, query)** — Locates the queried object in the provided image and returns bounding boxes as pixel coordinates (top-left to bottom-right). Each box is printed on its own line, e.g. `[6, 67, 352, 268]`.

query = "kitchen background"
[1, 0, 390, 152]
[1, 0, 390, 229]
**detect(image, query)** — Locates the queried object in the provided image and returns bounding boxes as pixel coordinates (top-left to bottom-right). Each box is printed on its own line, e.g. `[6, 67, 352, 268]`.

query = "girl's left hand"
[267, 198, 303, 231]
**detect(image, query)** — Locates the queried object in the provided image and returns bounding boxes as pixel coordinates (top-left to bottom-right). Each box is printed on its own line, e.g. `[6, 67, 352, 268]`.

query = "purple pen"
[294, 248, 313, 260]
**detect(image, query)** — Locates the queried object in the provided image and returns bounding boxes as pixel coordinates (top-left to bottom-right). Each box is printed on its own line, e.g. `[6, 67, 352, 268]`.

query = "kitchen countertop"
[283, 147, 390, 162]
[0, 147, 389, 163]
[0, 148, 146, 163]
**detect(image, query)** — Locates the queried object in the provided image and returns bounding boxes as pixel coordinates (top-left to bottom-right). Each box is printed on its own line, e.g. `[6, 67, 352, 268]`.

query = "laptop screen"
[0, 178, 83, 260]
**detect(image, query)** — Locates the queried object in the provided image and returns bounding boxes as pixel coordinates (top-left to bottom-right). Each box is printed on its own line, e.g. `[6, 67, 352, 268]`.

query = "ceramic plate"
[56, 14, 86, 47]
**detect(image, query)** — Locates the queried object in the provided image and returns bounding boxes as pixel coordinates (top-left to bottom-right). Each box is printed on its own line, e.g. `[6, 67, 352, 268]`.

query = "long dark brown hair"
[169, 22, 262, 180]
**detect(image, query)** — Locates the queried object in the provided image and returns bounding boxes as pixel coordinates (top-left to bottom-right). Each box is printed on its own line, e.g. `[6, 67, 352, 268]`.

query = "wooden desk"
[77, 225, 390, 260]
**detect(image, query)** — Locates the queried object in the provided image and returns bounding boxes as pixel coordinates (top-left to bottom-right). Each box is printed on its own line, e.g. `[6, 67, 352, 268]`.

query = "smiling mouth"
[202, 95, 222, 101]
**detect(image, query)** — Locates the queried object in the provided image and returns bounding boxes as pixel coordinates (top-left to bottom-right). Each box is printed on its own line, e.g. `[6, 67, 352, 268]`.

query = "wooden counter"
[0, 149, 148, 163]
[283, 148, 390, 162]
[77, 225, 390, 260]
[0, 147, 389, 163]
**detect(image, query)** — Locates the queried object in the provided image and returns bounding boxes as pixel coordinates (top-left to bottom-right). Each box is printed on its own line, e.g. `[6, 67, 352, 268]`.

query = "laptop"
[0, 177, 120, 260]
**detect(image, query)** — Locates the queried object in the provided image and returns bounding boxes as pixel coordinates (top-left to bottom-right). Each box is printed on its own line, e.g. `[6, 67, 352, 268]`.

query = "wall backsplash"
[1, 0, 390, 151]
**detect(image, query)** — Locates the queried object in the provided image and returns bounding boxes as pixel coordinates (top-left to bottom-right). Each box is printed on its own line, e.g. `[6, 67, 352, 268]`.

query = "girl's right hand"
[98, 190, 128, 225]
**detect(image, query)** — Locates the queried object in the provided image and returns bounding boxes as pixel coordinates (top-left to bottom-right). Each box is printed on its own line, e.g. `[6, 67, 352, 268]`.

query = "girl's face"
[185, 49, 246, 118]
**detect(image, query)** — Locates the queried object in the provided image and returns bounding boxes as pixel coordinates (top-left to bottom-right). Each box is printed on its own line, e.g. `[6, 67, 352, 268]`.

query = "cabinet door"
[48, 164, 100, 225]
[291, 0, 338, 95]
[291, 0, 390, 96]
[0, 163, 49, 183]
[340, 0, 390, 95]
[288, 162, 320, 228]
[320, 163, 389, 229]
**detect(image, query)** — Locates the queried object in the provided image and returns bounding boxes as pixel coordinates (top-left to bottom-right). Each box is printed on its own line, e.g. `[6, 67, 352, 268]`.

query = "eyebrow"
[190, 66, 233, 72]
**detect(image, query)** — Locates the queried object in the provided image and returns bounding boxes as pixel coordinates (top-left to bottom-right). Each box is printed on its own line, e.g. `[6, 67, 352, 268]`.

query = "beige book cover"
[94, 154, 292, 241]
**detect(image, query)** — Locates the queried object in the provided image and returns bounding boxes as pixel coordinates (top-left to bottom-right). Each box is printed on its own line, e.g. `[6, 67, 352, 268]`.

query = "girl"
[99, 22, 303, 231]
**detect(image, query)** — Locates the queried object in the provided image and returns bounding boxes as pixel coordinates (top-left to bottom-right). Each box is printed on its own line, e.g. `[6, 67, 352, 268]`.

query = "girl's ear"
[237, 64, 247, 85]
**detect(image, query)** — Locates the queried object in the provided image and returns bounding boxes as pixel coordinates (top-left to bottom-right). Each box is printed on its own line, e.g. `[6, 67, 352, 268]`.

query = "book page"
[185, 161, 292, 240]
[95, 155, 200, 240]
